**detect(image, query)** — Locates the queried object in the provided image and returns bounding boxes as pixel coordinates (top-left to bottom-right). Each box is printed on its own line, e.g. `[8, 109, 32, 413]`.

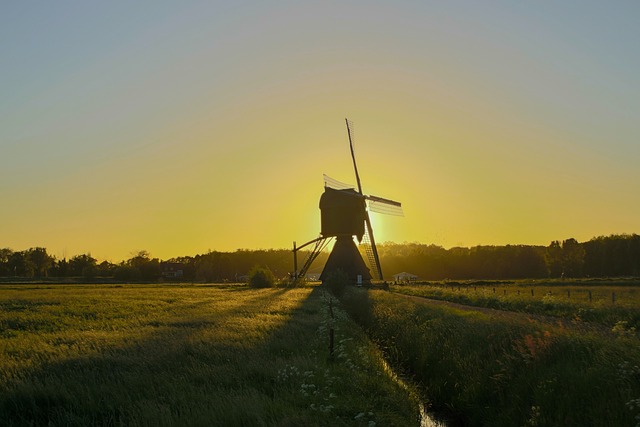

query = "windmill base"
[319, 235, 372, 284]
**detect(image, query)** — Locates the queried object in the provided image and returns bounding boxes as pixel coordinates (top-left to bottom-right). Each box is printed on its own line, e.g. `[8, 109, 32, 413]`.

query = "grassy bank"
[0, 284, 418, 426]
[342, 288, 640, 426]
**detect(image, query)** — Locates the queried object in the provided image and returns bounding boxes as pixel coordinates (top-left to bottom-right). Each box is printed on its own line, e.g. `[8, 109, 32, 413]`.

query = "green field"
[0, 284, 419, 426]
[391, 280, 640, 332]
[4, 281, 640, 426]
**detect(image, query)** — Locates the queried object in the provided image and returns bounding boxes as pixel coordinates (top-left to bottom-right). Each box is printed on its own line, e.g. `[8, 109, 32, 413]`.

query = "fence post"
[612, 292, 616, 304]
[329, 328, 334, 356]
[567, 290, 570, 299]
[531, 289, 534, 297]
[329, 298, 335, 357]
[589, 290, 592, 302]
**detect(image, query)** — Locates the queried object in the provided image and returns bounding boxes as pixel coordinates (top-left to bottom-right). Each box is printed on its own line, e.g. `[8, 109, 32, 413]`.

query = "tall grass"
[0, 284, 418, 426]
[342, 288, 640, 426]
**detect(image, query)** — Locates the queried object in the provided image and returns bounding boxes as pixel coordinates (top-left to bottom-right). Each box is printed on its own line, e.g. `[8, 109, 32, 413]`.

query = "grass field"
[0, 284, 419, 426]
[341, 287, 640, 426]
[391, 280, 640, 332]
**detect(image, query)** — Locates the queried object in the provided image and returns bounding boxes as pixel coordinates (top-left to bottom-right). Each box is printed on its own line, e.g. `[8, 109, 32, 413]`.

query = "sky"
[2, 1, 639, 262]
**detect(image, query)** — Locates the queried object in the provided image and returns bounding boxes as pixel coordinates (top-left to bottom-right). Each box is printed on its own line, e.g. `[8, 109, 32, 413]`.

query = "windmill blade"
[362, 212, 383, 280]
[346, 118, 364, 194]
[323, 174, 355, 190]
[366, 195, 404, 216]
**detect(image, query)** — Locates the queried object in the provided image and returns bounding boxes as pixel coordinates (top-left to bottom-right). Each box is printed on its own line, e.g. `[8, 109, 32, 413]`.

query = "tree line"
[0, 248, 303, 282]
[378, 234, 640, 280]
[1, 234, 638, 282]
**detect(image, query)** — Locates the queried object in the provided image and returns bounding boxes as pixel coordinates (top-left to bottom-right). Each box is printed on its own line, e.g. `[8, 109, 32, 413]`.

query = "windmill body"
[292, 119, 403, 285]
[318, 187, 372, 283]
[319, 187, 366, 240]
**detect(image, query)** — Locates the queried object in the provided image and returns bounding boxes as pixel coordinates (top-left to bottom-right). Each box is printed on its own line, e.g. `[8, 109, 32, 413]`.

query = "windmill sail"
[362, 212, 383, 280]
[346, 118, 363, 194]
[366, 195, 404, 216]
[323, 174, 355, 191]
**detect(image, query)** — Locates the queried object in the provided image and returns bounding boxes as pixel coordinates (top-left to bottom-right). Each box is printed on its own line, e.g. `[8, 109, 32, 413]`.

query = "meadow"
[0, 284, 419, 426]
[341, 287, 640, 426]
[391, 279, 640, 332]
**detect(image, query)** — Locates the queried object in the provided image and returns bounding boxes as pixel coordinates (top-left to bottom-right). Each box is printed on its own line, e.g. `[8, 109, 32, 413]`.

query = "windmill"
[293, 119, 403, 284]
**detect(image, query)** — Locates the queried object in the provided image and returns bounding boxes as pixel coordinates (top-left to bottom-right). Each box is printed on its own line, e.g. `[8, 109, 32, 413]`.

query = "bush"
[324, 269, 349, 297]
[247, 265, 275, 288]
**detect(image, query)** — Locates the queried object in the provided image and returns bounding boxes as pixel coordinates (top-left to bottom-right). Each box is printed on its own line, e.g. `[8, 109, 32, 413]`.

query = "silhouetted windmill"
[293, 119, 403, 284]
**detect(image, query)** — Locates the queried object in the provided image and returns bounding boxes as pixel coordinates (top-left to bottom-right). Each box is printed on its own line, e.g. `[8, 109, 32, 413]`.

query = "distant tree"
[8, 251, 33, 277]
[97, 261, 117, 277]
[68, 254, 98, 277]
[26, 247, 54, 277]
[113, 265, 142, 282]
[562, 238, 585, 277]
[195, 260, 215, 283]
[582, 234, 640, 277]
[124, 251, 160, 281]
[545, 241, 564, 278]
[509, 245, 548, 279]
[139, 258, 161, 281]
[127, 250, 150, 269]
[51, 258, 69, 277]
[0, 248, 13, 276]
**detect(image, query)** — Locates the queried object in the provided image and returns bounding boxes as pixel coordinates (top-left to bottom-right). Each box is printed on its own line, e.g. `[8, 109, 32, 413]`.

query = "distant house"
[393, 272, 418, 282]
[161, 262, 184, 279]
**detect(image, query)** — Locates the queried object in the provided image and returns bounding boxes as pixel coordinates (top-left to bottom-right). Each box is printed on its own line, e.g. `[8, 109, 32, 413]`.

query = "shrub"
[248, 265, 275, 288]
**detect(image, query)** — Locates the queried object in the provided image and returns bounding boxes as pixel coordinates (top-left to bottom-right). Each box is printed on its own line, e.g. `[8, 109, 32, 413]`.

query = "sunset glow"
[2, 2, 639, 261]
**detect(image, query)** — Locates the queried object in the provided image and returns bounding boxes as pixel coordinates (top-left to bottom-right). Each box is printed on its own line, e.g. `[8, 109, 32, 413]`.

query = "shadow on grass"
[0, 286, 327, 426]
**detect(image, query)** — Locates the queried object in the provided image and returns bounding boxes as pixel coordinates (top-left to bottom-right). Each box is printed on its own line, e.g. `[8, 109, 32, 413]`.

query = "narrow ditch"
[377, 356, 448, 427]
[330, 292, 450, 426]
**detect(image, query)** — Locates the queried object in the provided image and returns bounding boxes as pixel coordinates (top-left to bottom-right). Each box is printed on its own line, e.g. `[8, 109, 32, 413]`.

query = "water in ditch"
[379, 357, 448, 427]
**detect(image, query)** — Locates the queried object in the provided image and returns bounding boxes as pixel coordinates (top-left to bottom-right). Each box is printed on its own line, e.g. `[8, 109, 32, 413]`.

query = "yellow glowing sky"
[2, 2, 640, 261]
